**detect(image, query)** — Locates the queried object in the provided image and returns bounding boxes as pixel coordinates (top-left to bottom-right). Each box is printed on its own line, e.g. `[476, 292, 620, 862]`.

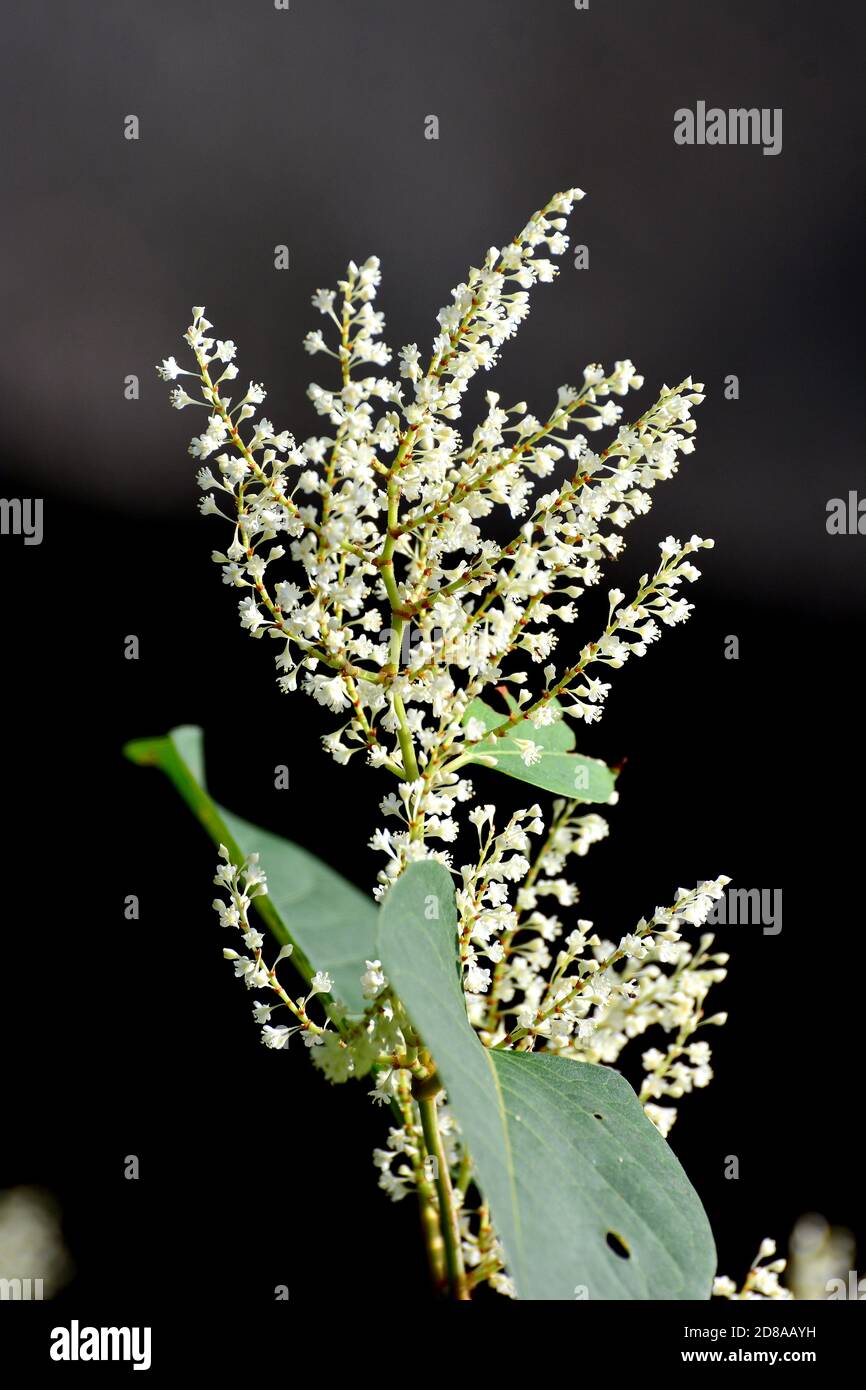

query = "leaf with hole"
[377, 860, 716, 1300]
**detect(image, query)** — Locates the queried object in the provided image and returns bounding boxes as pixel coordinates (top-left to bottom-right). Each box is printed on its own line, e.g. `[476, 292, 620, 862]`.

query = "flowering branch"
[147, 187, 794, 1300]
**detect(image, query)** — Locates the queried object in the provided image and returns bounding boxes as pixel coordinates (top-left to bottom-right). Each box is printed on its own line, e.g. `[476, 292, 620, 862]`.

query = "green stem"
[416, 1176, 449, 1295]
[380, 475, 421, 782]
[417, 1094, 470, 1300]
[396, 1081, 448, 1294]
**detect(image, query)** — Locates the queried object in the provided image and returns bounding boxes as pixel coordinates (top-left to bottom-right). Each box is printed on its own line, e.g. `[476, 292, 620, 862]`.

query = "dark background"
[1, 0, 864, 1338]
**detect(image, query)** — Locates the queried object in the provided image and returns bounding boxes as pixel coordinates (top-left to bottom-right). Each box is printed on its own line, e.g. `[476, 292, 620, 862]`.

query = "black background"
[1, 0, 864, 1343]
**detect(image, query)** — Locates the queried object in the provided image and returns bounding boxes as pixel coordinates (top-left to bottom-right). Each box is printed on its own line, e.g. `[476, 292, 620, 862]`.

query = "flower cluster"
[157, 189, 710, 835]
[713, 1238, 793, 1300]
[212, 846, 332, 1051]
[160, 190, 741, 1299]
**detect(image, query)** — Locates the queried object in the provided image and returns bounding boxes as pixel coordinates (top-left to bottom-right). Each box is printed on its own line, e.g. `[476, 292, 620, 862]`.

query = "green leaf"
[378, 861, 716, 1300]
[462, 696, 615, 803]
[124, 725, 376, 1017]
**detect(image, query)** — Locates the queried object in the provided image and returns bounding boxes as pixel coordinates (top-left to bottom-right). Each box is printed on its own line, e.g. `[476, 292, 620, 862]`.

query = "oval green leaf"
[377, 860, 716, 1300]
[463, 696, 615, 802]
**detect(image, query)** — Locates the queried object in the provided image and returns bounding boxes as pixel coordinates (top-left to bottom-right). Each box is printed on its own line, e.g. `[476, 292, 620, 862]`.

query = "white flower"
[239, 596, 266, 632]
[712, 1275, 737, 1297]
[157, 356, 183, 380]
[214, 899, 240, 929]
[275, 581, 302, 610]
[465, 960, 491, 993]
[304, 674, 350, 712]
[619, 933, 648, 960]
[361, 959, 387, 999]
[310, 971, 332, 995]
[514, 738, 542, 767]
[312, 288, 336, 314]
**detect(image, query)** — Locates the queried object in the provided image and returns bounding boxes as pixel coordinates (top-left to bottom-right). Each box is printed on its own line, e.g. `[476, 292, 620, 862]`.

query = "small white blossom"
[361, 959, 387, 999]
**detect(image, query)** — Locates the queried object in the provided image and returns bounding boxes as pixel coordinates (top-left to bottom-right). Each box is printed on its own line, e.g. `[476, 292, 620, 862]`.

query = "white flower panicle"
[157, 190, 710, 835]
[456, 800, 731, 1122]
[167, 191, 738, 1300]
[212, 846, 332, 1052]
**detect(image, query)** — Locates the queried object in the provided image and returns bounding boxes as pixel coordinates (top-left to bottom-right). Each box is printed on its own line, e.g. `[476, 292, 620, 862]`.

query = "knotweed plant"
[131, 189, 791, 1301]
